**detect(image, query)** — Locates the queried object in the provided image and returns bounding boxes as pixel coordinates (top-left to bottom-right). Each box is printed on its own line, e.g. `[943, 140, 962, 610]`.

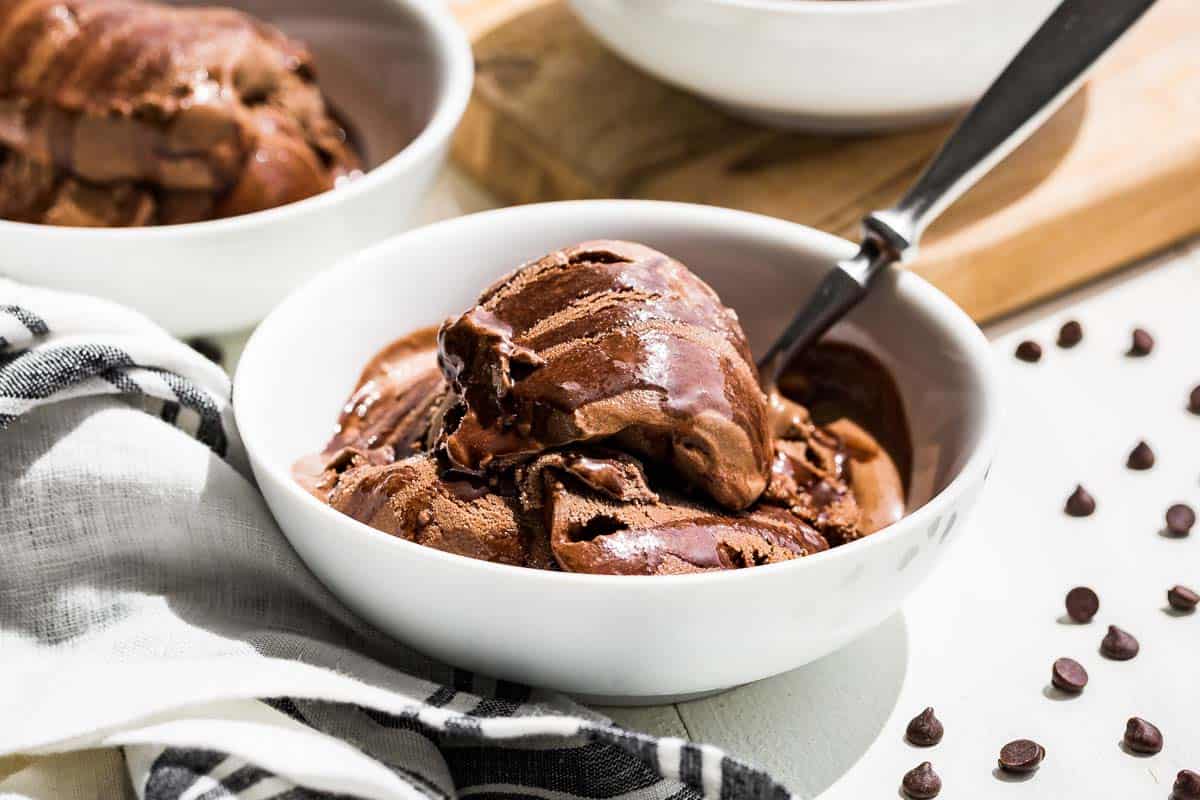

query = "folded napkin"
[0, 280, 789, 800]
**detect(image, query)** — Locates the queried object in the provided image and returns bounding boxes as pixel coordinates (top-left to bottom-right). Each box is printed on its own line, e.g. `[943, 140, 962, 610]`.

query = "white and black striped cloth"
[0, 280, 790, 800]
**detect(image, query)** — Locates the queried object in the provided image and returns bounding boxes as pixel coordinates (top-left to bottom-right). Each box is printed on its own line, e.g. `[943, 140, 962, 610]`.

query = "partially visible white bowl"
[0, 0, 473, 336]
[236, 200, 1000, 703]
[568, 0, 1057, 131]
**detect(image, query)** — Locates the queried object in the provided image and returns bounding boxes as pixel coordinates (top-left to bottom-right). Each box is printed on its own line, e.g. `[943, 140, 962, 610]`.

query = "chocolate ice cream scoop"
[526, 449, 829, 575]
[327, 453, 554, 570]
[436, 240, 773, 511]
[295, 242, 910, 575]
[0, 0, 360, 225]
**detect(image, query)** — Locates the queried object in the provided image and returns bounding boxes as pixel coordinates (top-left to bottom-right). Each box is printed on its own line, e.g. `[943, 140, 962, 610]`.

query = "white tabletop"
[215, 168, 1200, 798]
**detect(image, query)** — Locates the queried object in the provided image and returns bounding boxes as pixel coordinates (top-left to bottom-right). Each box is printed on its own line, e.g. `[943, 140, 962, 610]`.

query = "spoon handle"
[866, 0, 1159, 257]
[758, 0, 1157, 384]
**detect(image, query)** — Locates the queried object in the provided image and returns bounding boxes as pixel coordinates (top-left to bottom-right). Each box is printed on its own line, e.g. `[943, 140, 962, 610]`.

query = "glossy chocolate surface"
[0, 0, 360, 225]
[296, 241, 911, 575]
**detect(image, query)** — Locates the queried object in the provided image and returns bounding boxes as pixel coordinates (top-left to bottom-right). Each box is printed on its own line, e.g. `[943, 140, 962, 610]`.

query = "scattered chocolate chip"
[1065, 485, 1096, 517]
[1168, 585, 1199, 612]
[902, 762, 941, 799]
[1051, 657, 1088, 693]
[1124, 717, 1163, 754]
[905, 707, 944, 747]
[998, 739, 1045, 773]
[186, 336, 224, 366]
[1100, 625, 1139, 660]
[1126, 441, 1155, 470]
[1015, 340, 1042, 363]
[1057, 320, 1083, 348]
[1189, 386, 1200, 415]
[1066, 586, 1100, 623]
[1174, 769, 1200, 800]
[1166, 504, 1196, 536]
[1128, 328, 1154, 356]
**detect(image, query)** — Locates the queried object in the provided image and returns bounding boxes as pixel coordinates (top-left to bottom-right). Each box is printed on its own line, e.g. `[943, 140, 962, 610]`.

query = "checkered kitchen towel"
[0, 279, 790, 800]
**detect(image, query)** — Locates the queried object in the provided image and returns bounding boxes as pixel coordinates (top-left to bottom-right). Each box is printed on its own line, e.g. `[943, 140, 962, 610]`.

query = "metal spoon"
[757, 0, 1159, 386]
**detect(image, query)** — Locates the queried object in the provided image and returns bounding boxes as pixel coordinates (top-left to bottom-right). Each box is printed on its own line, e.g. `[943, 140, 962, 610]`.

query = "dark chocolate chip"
[998, 739, 1045, 773]
[1128, 328, 1154, 356]
[1065, 485, 1096, 517]
[1174, 769, 1200, 800]
[1057, 320, 1083, 348]
[1100, 625, 1139, 660]
[1124, 717, 1163, 754]
[1066, 586, 1100, 623]
[905, 707, 944, 747]
[1015, 340, 1042, 363]
[1168, 585, 1199, 612]
[186, 336, 224, 365]
[1189, 386, 1200, 415]
[1126, 441, 1155, 470]
[1166, 504, 1195, 536]
[902, 762, 941, 799]
[1051, 657, 1088, 693]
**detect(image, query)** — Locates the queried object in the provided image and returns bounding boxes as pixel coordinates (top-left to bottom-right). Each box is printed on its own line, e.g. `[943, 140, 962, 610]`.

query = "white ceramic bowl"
[236, 200, 1000, 703]
[0, 0, 472, 336]
[568, 0, 1058, 131]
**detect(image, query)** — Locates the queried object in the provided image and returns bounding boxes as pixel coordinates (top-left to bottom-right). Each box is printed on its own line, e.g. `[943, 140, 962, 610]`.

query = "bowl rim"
[237, 199, 1001, 587]
[0, 0, 473, 239]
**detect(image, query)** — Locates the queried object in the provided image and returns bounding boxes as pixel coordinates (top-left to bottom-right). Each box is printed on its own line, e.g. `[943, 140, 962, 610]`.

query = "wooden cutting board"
[449, 0, 1200, 322]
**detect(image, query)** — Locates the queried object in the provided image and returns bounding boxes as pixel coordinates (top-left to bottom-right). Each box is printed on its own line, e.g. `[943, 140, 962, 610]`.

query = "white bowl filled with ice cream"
[236, 200, 999, 703]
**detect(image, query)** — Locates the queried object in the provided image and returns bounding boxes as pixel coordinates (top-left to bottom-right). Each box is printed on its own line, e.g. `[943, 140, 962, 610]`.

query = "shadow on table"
[672, 612, 909, 799]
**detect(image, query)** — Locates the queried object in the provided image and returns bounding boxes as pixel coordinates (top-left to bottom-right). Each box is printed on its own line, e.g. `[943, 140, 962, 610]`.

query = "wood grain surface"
[451, 0, 1200, 322]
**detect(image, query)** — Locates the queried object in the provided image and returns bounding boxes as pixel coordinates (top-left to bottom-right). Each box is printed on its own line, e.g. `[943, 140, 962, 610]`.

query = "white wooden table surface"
[200, 167, 1200, 799]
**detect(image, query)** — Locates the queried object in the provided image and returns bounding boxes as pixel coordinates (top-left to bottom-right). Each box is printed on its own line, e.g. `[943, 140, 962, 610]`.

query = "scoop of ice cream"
[294, 242, 911, 575]
[327, 454, 555, 570]
[436, 240, 773, 511]
[0, 0, 360, 225]
[523, 449, 829, 575]
[323, 443, 831, 576]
